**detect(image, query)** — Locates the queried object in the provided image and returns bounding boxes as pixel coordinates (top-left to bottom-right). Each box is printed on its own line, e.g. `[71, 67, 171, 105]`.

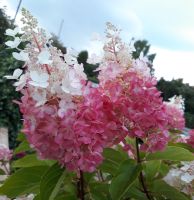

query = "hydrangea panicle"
[5, 13, 188, 172]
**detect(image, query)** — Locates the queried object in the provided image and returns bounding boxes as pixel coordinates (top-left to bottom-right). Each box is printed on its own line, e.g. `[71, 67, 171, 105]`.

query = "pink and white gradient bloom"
[5, 11, 188, 172]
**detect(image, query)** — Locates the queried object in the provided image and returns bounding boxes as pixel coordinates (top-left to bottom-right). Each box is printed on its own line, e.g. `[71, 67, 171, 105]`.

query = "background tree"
[77, 50, 99, 83]
[132, 39, 156, 75]
[0, 7, 22, 149]
[157, 78, 194, 128]
[51, 33, 66, 54]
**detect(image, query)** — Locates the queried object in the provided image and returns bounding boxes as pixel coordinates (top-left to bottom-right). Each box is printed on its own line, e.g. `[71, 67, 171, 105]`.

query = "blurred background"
[0, 0, 194, 148]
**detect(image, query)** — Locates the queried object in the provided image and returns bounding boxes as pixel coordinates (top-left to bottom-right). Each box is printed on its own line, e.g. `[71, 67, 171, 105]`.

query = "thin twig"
[135, 138, 153, 200]
[80, 170, 85, 200]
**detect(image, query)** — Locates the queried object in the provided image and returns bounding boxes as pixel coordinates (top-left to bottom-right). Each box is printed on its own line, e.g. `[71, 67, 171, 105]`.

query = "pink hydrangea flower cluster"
[0, 145, 12, 162]
[19, 88, 126, 172]
[5, 10, 186, 172]
[164, 95, 185, 130]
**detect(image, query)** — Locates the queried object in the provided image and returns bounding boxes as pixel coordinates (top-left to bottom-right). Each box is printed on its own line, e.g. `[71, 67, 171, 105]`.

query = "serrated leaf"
[109, 164, 142, 200]
[12, 154, 55, 168]
[40, 163, 66, 200]
[146, 146, 194, 161]
[0, 166, 48, 198]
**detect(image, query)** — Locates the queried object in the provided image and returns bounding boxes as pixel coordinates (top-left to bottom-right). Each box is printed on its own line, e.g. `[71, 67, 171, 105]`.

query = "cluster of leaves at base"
[0, 133, 193, 200]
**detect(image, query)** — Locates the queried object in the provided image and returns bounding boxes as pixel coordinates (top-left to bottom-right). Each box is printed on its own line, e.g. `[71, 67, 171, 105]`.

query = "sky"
[1, 0, 194, 85]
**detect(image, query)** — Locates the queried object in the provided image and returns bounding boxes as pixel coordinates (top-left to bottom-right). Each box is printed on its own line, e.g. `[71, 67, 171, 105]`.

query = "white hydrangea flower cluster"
[164, 161, 194, 198]
[87, 22, 151, 84]
[4, 8, 87, 111]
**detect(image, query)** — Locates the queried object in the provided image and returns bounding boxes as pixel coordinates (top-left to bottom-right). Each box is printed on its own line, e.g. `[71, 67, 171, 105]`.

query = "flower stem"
[135, 138, 153, 200]
[80, 171, 85, 200]
[77, 171, 85, 200]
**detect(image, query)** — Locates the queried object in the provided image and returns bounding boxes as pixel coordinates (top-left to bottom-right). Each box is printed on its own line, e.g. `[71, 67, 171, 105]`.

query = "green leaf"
[33, 194, 40, 200]
[90, 192, 108, 200]
[89, 182, 111, 200]
[158, 162, 170, 177]
[14, 140, 31, 154]
[55, 193, 77, 200]
[117, 159, 136, 174]
[151, 180, 190, 200]
[99, 159, 119, 175]
[124, 183, 147, 200]
[144, 160, 161, 181]
[16, 133, 26, 142]
[146, 146, 194, 161]
[109, 164, 142, 200]
[103, 148, 126, 164]
[0, 166, 48, 198]
[169, 142, 194, 153]
[99, 148, 127, 175]
[0, 168, 5, 175]
[40, 163, 66, 200]
[12, 154, 55, 168]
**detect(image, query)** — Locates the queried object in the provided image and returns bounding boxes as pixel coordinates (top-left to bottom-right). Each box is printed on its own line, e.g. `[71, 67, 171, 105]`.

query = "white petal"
[32, 90, 47, 106]
[5, 37, 21, 48]
[4, 68, 22, 79]
[14, 74, 27, 90]
[13, 52, 29, 61]
[13, 69, 23, 77]
[5, 27, 19, 37]
[29, 81, 49, 88]
[37, 50, 52, 64]
[30, 71, 49, 83]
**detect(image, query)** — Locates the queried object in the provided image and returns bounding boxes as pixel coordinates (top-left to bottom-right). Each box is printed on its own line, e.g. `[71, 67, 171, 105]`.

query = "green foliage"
[0, 8, 22, 149]
[12, 154, 55, 168]
[144, 160, 161, 181]
[0, 136, 194, 199]
[51, 33, 66, 54]
[77, 51, 99, 83]
[151, 180, 190, 200]
[40, 163, 67, 200]
[146, 146, 194, 161]
[132, 40, 156, 75]
[0, 166, 49, 198]
[99, 148, 127, 176]
[109, 162, 142, 200]
[157, 78, 194, 128]
[0, 168, 5, 175]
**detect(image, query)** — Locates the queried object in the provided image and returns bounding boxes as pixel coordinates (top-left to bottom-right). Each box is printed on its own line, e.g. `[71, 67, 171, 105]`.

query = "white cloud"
[151, 46, 194, 86]
[176, 27, 194, 45]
